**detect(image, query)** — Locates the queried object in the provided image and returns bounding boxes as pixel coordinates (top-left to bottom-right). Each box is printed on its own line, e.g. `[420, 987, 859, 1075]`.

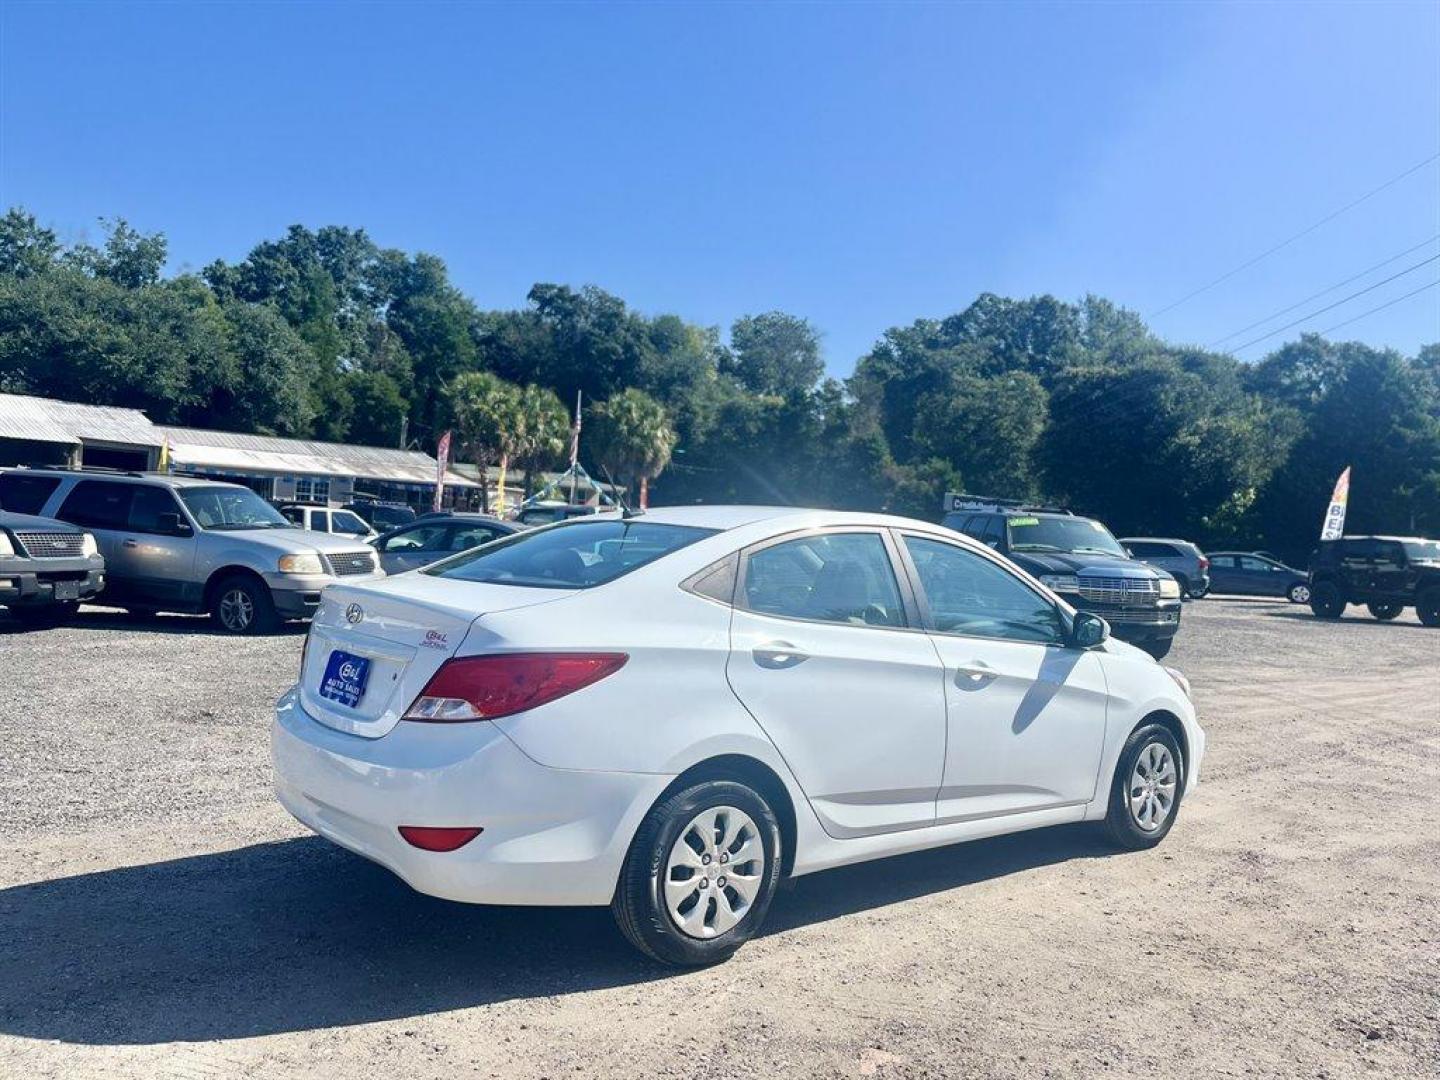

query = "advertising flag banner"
[157, 435, 171, 474]
[1320, 466, 1351, 541]
[434, 430, 452, 512]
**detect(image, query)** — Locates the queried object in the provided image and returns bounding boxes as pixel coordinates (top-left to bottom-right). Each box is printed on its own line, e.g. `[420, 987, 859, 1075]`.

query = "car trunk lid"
[299, 573, 565, 738]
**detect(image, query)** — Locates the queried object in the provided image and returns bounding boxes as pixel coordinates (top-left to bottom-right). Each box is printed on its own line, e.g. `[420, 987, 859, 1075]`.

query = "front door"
[725, 530, 946, 839]
[896, 532, 1110, 823]
[116, 485, 198, 604]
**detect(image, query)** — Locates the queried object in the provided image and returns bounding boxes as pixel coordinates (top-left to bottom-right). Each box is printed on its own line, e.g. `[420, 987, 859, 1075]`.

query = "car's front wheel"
[1309, 582, 1344, 618]
[1417, 589, 1440, 628]
[1367, 602, 1403, 621]
[210, 575, 279, 634]
[612, 779, 781, 967]
[1287, 583, 1311, 604]
[1102, 723, 1184, 850]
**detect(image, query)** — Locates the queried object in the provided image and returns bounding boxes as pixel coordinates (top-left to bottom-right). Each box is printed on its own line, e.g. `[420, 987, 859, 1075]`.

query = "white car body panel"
[272, 506, 1204, 906]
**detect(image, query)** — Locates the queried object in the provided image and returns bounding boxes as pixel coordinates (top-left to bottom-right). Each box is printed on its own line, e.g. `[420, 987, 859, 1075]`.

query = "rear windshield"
[425, 519, 716, 589]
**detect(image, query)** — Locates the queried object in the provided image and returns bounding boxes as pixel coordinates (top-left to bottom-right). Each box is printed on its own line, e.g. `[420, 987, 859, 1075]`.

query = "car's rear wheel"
[1417, 589, 1440, 628]
[1102, 723, 1184, 850]
[1309, 582, 1344, 618]
[210, 575, 279, 634]
[1287, 583, 1311, 604]
[612, 779, 781, 967]
[1138, 637, 1173, 660]
[1367, 602, 1403, 621]
[1186, 579, 1209, 599]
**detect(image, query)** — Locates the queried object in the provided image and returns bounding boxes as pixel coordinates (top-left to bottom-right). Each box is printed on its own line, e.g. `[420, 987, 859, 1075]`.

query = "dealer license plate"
[319, 649, 371, 709]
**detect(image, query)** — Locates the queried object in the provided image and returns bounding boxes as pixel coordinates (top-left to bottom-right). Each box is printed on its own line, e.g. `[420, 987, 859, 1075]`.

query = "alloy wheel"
[1128, 742, 1178, 832]
[664, 805, 765, 939]
[219, 588, 254, 632]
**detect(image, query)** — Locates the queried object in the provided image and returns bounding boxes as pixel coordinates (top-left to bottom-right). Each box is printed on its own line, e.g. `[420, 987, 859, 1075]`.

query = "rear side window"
[0, 473, 61, 515]
[56, 480, 134, 530]
[741, 532, 906, 628]
[1127, 541, 1173, 558]
[426, 519, 716, 589]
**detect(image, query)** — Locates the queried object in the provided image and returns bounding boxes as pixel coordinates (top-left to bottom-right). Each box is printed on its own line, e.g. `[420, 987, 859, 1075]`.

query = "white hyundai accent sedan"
[273, 506, 1204, 966]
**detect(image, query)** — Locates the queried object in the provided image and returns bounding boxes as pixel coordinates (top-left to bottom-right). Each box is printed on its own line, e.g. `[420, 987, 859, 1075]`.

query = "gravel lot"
[1, 598, 1436, 1079]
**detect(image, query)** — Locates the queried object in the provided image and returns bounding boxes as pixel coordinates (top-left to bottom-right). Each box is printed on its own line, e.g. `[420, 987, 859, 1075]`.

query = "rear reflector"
[404, 652, 628, 723]
[399, 826, 483, 852]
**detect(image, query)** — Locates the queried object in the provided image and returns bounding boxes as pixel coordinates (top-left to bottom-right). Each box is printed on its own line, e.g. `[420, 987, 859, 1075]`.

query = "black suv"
[941, 497, 1183, 659]
[1307, 535, 1440, 625]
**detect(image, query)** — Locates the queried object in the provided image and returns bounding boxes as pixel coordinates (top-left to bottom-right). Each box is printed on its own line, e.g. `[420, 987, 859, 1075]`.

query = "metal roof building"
[0, 392, 163, 470]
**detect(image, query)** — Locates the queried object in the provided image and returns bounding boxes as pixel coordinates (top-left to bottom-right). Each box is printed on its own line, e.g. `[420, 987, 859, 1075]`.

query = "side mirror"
[157, 512, 192, 537]
[1070, 610, 1110, 649]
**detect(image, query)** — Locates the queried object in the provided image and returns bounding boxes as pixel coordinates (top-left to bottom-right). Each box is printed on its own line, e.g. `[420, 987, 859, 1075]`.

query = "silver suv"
[9, 468, 383, 633]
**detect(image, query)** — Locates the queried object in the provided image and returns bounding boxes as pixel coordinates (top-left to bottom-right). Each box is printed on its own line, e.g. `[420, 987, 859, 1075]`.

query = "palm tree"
[446, 371, 522, 513]
[588, 388, 677, 509]
[513, 385, 570, 500]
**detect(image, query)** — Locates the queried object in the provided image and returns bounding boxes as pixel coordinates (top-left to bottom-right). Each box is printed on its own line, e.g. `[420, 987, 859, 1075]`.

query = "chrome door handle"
[122, 539, 139, 549]
[954, 661, 998, 687]
[753, 643, 809, 670]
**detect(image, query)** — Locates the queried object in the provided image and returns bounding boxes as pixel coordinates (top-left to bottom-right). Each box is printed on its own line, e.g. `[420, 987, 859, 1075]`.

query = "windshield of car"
[1007, 515, 1128, 557]
[1403, 540, 1440, 561]
[179, 486, 293, 530]
[425, 519, 716, 589]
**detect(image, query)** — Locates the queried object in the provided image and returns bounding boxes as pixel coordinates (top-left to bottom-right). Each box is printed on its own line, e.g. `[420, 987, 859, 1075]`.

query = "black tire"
[1309, 581, 1345, 619]
[1138, 637, 1173, 660]
[8, 602, 79, 627]
[1286, 582, 1311, 605]
[1186, 580, 1209, 599]
[1367, 602, 1402, 621]
[1417, 589, 1440, 628]
[209, 574, 279, 634]
[612, 779, 782, 967]
[1102, 723, 1185, 850]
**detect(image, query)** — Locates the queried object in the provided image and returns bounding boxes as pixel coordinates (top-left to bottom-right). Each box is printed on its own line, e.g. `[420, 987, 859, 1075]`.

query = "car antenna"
[599, 464, 643, 519]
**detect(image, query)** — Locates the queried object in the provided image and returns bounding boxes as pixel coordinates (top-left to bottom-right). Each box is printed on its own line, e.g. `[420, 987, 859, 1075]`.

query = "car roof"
[1323, 534, 1432, 543]
[632, 505, 952, 532]
[17, 468, 239, 490]
[1119, 536, 1192, 544]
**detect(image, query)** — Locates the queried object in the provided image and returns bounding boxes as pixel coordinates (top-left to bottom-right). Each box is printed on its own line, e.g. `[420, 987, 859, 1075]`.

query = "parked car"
[0, 507, 106, 624]
[513, 502, 609, 528]
[279, 503, 377, 540]
[9, 467, 383, 633]
[1120, 537, 1210, 598]
[273, 506, 1203, 966]
[941, 498, 1183, 659]
[1307, 535, 1440, 624]
[1206, 551, 1310, 603]
[344, 500, 417, 531]
[370, 513, 519, 575]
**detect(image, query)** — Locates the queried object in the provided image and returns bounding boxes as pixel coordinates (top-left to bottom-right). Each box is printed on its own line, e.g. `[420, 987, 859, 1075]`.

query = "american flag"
[568, 391, 582, 468]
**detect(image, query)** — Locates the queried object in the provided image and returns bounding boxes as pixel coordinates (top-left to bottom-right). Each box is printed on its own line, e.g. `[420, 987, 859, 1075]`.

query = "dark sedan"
[369, 513, 519, 575]
[1206, 551, 1311, 603]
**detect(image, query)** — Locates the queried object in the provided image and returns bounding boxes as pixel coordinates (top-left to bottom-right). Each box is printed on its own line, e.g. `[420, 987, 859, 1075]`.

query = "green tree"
[587, 388, 677, 508]
[911, 371, 1049, 498]
[446, 371, 522, 513]
[724, 312, 824, 397]
[513, 385, 570, 499]
[0, 208, 61, 278]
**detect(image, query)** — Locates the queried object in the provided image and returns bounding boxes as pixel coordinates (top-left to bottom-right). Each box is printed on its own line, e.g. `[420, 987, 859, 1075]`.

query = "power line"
[1316, 279, 1440, 337]
[1208, 234, 1440, 347]
[1228, 253, 1440, 353]
[1151, 152, 1440, 318]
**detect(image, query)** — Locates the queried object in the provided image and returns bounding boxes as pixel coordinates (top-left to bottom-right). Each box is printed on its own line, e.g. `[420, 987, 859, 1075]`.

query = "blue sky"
[2, 1, 1437, 376]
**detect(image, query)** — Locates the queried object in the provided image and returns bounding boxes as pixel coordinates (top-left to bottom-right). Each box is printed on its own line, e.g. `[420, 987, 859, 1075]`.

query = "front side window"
[128, 486, 184, 533]
[742, 532, 906, 628]
[903, 535, 1065, 645]
[0, 473, 61, 515]
[1403, 540, 1440, 562]
[1240, 556, 1272, 571]
[426, 519, 715, 589]
[178, 486, 291, 530]
[56, 481, 133, 530]
[1006, 516, 1127, 558]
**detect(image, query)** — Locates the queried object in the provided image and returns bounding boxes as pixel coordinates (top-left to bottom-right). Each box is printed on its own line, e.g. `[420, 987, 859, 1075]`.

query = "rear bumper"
[271, 687, 672, 906]
[0, 557, 105, 606]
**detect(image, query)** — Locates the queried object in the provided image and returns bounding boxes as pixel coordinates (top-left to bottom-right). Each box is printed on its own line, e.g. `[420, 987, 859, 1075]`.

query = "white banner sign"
[1319, 466, 1351, 541]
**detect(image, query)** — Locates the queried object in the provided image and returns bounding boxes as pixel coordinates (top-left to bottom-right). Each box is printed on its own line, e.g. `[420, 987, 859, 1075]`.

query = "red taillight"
[403, 652, 629, 723]
[399, 826, 483, 852]
[1199, 557, 1210, 570]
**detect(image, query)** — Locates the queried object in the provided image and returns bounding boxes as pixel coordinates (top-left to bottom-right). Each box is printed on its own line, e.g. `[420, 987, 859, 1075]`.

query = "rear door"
[1207, 555, 1240, 593]
[725, 529, 946, 838]
[53, 480, 136, 599]
[896, 531, 1109, 822]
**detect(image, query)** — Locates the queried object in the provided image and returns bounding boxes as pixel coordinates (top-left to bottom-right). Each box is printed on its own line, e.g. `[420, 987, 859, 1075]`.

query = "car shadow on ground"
[1258, 608, 1426, 629]
[0, 606, 308, 637]
[0, 825, 1110, 1045]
